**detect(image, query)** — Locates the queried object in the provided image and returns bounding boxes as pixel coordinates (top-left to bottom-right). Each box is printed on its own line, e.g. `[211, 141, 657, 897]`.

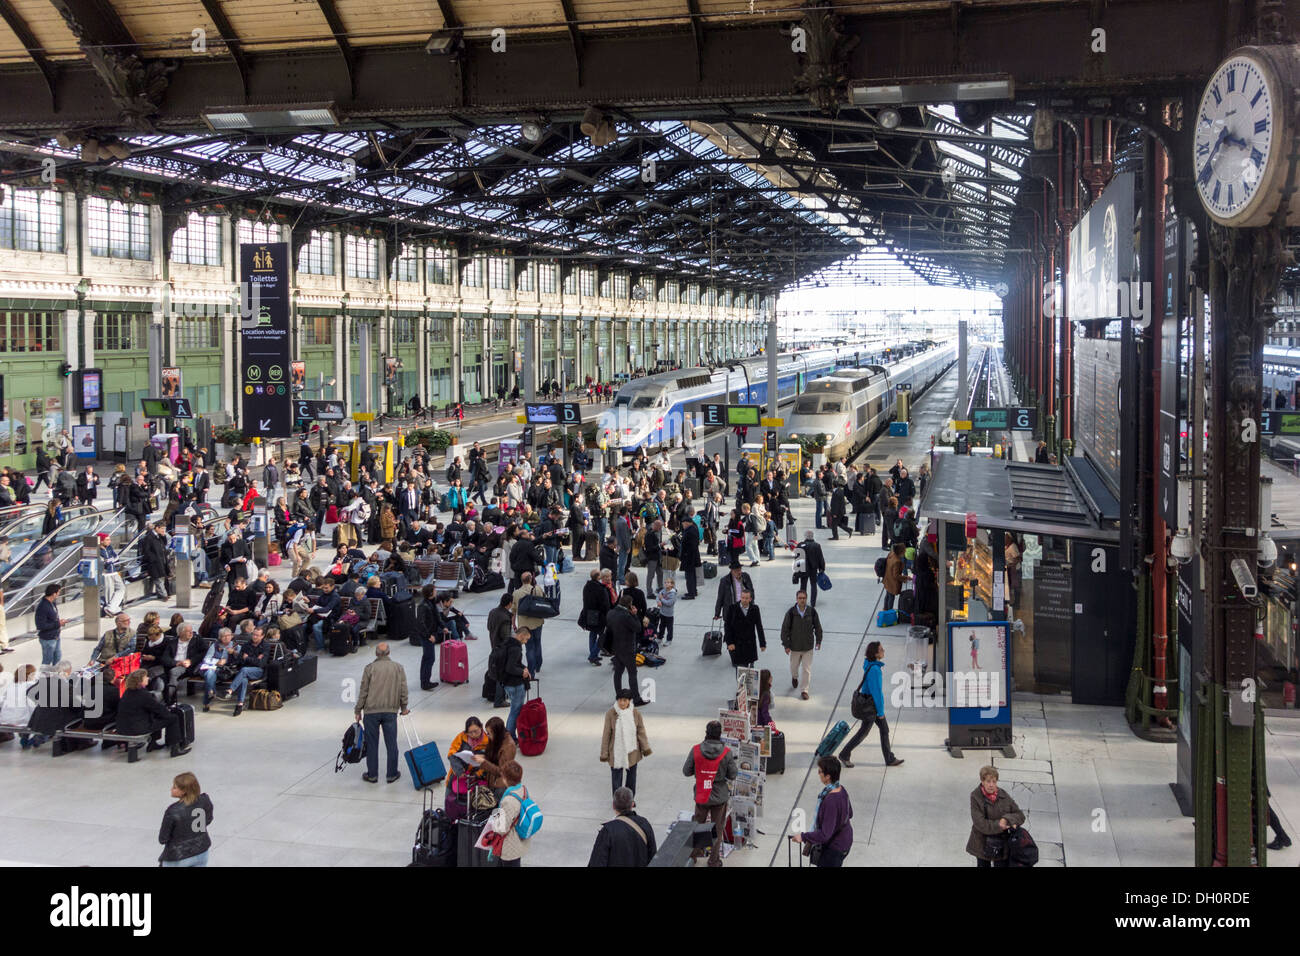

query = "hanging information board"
[239, 242, 292, 438]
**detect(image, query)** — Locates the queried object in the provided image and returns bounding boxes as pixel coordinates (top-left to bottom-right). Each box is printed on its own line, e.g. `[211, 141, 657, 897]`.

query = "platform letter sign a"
[239, 243, 292, 439]
[1090, 547, 1107, 573]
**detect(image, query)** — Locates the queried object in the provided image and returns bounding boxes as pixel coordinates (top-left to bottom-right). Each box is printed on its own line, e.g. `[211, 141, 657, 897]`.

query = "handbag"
[277, 612, 303, 631]
[661, 555, 680, 571]
[519, 594, 559, 619]
[985, 832, 1009, 861]
[469, 782, 498, 812]
[816, 570, 832, 591]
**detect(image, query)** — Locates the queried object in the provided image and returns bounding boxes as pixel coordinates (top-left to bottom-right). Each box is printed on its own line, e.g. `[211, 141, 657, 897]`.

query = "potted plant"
[791, 432, 831, 469]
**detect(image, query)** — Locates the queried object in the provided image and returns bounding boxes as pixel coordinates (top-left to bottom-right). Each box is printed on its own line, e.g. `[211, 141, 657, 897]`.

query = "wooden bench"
[51, 720, 154, 762]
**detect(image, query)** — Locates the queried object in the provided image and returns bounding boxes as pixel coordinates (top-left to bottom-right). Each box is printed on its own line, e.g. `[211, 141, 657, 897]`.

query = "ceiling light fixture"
[850, 77, 1013, 106]
[520, 121, 545, 143]
[877, 108, 902, 130]
[202, 103, 338, 131]
[827, 140, 879, 153]
[425, 29, 463, 54]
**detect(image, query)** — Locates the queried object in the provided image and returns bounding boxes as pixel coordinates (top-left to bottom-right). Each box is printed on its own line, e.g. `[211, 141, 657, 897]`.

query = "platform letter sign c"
[1090, 547, 1106, 573]
[1241, 417, 1257, 444]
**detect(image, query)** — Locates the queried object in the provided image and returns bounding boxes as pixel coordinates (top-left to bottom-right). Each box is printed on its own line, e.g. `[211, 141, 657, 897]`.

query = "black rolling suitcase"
[702, 618, 724, 657]
[702, 561, 717, 579]
[269, 654, 318, 698]
[456, 818, 502, 867]
[898, 589, 916, 617]
[481, 673, 498, 702]
[580, 531, 599, 561]
[170, 702, 196, 746]
[411, 790, 456, 867]
[386, 595, 416, 639]
[328, 624, 353, 657]
[767, 729, 786, 774]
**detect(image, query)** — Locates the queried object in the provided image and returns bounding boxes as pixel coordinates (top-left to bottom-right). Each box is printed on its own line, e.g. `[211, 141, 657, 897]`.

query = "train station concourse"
[0, 0, 1296, 926]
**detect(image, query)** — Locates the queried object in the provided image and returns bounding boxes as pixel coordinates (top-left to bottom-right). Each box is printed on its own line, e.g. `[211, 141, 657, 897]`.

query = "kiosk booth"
[919, 453, 1133, 707]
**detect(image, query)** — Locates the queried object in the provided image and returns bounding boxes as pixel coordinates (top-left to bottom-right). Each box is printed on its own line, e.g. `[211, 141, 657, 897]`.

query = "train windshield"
[822, 400, 846, 413]
[631, 395, 657, 409]
[793, 397, 820, 414]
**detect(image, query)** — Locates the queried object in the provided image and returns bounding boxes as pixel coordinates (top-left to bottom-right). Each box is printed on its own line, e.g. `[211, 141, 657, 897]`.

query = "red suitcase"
[440, 639, 468, 685]
[516, 680, 548, 756]
[326, 504, 339, 523]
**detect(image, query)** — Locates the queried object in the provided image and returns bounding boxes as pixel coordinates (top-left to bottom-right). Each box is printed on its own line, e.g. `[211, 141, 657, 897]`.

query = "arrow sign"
[259, 418, 271, 431]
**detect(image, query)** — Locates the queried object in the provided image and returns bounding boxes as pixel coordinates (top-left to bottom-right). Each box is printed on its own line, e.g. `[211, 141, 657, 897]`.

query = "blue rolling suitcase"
[402, 717, 446, 790]
[816, 720, 850, 757]
[876, 609, 898, 628]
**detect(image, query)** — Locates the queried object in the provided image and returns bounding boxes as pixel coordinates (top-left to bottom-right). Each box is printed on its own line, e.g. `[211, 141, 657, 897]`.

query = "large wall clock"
[1195, 46, 1298, 228]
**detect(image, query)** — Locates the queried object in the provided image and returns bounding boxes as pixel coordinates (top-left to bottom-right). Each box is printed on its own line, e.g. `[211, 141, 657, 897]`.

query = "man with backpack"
[682, 720, 738, 867]
[354, 642, 410, 784]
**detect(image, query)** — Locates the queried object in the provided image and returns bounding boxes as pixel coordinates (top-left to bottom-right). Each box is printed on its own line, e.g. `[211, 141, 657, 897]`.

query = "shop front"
[921, 454, 1133, 706]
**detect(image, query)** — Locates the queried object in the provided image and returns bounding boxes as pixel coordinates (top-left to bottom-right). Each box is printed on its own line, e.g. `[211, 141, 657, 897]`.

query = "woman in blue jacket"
[838, 641, 904, 769]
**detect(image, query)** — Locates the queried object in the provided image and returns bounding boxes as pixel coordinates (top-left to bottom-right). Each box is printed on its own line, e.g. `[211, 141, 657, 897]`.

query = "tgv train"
[600, 342, 944, 452]
[781, 343, 958, 460]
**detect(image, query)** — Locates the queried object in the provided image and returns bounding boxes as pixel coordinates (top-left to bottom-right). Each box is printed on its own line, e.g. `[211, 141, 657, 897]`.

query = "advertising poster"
[161, 366, 182, 398]
[290, 361, 306, 390]
[239, 242, 292, 437]
[71, 424, 97, 458]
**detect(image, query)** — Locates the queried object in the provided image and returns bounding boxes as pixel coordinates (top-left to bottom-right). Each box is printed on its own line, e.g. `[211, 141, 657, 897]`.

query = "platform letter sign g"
[1090, 547, 1106, 574]
[1013, 408, 1031, 430]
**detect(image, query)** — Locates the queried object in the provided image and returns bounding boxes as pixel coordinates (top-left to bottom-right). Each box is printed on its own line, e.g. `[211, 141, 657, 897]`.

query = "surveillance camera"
[1259, 534, 1278, 570]
[1230, 557, 1257, 599]
[1169, 529, 1194, 564]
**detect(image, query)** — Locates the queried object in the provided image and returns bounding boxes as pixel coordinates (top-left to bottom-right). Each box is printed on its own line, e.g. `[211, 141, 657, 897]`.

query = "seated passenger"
[118, 669, 191, 757]
[90, 613, 137, 667]
[225, 627, 270, 716]
[199, 628, 237, 711]
[1, 663, 41, 748]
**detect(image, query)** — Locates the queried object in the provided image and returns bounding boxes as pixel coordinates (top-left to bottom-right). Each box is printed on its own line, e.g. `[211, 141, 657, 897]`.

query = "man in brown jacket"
[355, 642, 410, 784]
[966, 765, 1025, 867]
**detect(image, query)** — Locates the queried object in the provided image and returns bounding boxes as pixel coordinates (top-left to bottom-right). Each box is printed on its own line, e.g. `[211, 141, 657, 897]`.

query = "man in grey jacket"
[355, 642, 410, 784]
[682, 720, 739, 867]
[780, 589, 824, 699]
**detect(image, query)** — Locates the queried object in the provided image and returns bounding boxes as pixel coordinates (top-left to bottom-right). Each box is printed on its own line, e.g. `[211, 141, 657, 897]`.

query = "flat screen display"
[726, 405, 760, 427]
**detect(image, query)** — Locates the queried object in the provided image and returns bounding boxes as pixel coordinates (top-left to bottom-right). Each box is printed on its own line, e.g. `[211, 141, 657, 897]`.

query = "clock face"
[1194, 52, 1281, 225]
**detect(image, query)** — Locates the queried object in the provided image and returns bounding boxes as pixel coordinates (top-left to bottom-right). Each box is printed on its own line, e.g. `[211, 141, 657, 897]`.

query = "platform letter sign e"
[1090, 547, 1107, 574]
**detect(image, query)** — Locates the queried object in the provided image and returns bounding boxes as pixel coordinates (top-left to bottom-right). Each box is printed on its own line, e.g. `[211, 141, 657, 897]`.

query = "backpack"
[893, 519, 907, 538]
[487, 642, 509, 681]
[504, 785, 544, 840]
[874, 556, 887, 578]
[335, 721, 366, 772]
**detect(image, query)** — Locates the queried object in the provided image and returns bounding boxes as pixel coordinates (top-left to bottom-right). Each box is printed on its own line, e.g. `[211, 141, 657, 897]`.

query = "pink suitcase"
[440, 640, 469, 685]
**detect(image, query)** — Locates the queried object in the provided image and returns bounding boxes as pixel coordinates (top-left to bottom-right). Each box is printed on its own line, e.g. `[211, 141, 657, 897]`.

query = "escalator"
[0, 509, 124, 617]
